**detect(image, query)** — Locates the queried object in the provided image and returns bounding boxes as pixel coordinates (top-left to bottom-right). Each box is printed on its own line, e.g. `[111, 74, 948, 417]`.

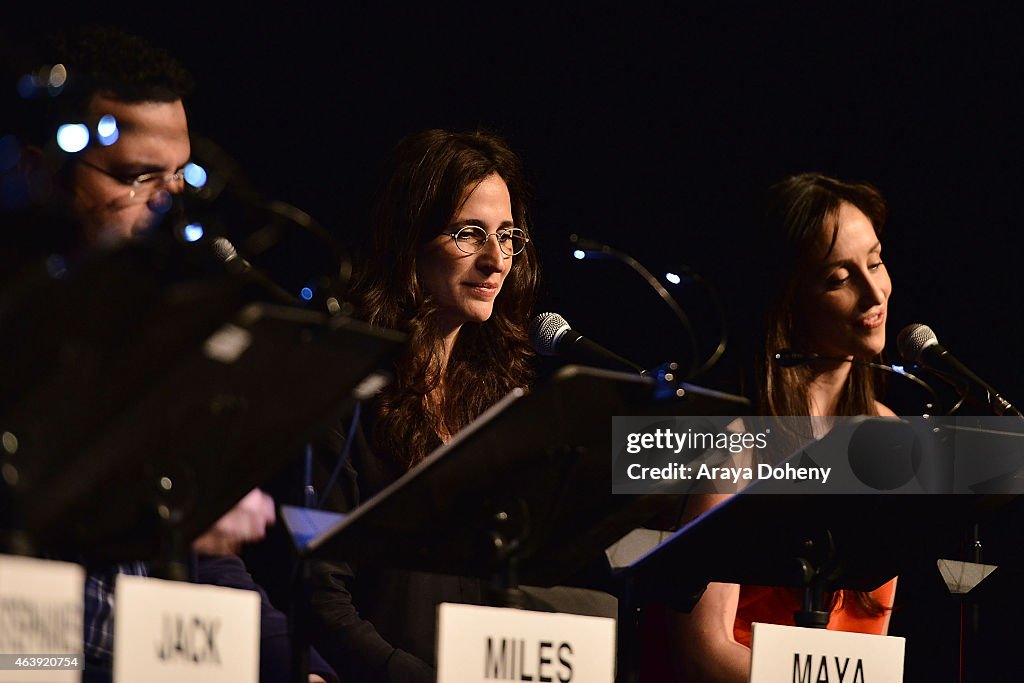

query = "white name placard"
[436, 603, 615, 683]
[0, 554, 84, 683]
[750, 622, 904, 683]
[113, 574, 259, 683]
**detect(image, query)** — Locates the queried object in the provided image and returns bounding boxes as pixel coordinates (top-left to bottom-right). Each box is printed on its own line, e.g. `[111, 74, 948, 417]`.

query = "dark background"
[107, 7, 1024, 403]
[4, 4, 1023, 680]
[5, 5, 1021, 401]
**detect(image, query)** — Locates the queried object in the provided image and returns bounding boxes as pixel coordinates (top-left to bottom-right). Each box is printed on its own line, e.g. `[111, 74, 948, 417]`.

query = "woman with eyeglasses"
[307, 129, 538, 682]
[645, 173, 899, 683]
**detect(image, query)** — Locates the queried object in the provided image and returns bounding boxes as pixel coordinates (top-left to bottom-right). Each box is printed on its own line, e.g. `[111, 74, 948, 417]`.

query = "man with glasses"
[12, 25, 335, 683]
[67, 93, 190, 246]
[8, 25, 196, 249]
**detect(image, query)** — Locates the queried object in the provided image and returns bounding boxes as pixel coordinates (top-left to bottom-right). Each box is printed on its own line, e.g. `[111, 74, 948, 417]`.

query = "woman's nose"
[475, 234, 507, 270]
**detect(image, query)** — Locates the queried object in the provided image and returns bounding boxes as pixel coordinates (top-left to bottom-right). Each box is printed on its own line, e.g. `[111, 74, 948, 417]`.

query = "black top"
[307, 409, 485, 683]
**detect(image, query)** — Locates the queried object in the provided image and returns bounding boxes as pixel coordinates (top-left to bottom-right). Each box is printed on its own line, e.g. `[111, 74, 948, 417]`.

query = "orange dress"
[639, 579, 897, 681]
[733, 578, 898, 647]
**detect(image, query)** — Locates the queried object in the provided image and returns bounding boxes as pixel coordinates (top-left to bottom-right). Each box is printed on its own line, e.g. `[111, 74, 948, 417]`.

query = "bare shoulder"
[875, 400, 898, 416]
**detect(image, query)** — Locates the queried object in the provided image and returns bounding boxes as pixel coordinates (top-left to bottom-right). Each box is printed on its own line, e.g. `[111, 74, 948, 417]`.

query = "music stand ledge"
[1, 243, 405, 572]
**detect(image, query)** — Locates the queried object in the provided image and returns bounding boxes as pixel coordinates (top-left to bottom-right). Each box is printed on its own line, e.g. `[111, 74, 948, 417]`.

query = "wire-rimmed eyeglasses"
[446, 225, 530, 256]
[77, 157, 186, 202]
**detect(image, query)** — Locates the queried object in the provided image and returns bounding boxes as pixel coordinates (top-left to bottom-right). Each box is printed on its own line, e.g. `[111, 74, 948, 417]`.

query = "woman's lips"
[465, 282, 500, 298]
[860, 310, 886, 329]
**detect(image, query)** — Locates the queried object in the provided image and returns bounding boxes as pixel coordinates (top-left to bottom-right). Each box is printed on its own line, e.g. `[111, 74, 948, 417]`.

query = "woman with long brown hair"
[308, 129, 538, 682]
[659, 173, 898, 682]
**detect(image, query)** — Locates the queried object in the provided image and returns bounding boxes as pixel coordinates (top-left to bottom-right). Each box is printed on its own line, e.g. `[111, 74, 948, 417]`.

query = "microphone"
[897, 324, 1022, 418]
[529, 312, 646, 374]
[774, 350, 820, 368]
[774, 349, 940, 410]
[210, 236, 246, 270]
[211, 237, 301, 305]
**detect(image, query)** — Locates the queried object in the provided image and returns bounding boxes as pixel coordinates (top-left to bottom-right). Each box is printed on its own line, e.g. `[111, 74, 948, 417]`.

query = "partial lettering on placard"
[437, 603, 612, 683]
[0, 555, 84, 683]
[750, 622, 902, 683]
[114, 575, 258, 683]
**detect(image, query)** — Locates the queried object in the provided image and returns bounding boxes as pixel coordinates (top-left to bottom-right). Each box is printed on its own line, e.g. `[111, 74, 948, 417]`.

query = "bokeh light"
[184, 162, 208, 188]
[183, 223, 205, 242]
[16, 74, 37, 99]
[56, 124, 89, 153]
[48, 64, 67, 88]
[96, 115, 119, 146]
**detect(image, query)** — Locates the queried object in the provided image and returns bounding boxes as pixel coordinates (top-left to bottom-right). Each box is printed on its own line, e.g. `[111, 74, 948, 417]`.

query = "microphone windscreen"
[897, 323, 938, 363]
[210, 236, 238, 263]
[529, 312, 571, 356]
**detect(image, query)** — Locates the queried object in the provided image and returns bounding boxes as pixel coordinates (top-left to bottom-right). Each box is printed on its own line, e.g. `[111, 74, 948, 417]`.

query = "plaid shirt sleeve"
[82, 561, 148, 678]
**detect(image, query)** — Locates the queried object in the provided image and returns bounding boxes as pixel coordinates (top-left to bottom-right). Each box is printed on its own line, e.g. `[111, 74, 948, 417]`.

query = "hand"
[192, 488, 276, 556]
[308, 676, 327, 683]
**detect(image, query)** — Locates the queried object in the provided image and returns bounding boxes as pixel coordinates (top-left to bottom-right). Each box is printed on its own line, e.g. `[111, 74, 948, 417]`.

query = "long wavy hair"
[756, 172, 890, 617]
[351, 129, 538, 469]
[756, 172, 889, 418]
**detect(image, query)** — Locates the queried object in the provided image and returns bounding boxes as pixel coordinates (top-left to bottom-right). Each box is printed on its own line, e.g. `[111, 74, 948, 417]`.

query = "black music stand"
[613, 417, 1017, 683]
[0, 243, 406, 572]
[1, 242, 245, 558]
[279, 365, 746, 683]
[290, 366, 745, 587]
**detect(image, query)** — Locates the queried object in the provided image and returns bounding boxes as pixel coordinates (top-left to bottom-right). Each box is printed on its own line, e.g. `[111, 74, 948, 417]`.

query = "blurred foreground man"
[8, 25, 334, 683]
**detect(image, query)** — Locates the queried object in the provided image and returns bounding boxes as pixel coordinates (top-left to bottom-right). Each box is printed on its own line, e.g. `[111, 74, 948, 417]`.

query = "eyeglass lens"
[455, 226, 527, 255]
[128, 171, 184, 201]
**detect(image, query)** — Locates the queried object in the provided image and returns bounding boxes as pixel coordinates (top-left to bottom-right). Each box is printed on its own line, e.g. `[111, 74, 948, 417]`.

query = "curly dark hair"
[352, 129, 538, 469]
[14, 25, 194, 149]
[52, 25, 193, 108]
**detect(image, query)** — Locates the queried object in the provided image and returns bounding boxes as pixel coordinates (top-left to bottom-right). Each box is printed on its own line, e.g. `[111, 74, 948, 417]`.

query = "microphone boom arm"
[570, 235, 702, 378]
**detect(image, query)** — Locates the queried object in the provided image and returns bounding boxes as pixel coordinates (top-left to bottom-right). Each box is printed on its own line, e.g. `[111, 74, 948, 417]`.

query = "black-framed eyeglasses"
[76, 158, 186, 202]
[446, 225, 530, 256]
